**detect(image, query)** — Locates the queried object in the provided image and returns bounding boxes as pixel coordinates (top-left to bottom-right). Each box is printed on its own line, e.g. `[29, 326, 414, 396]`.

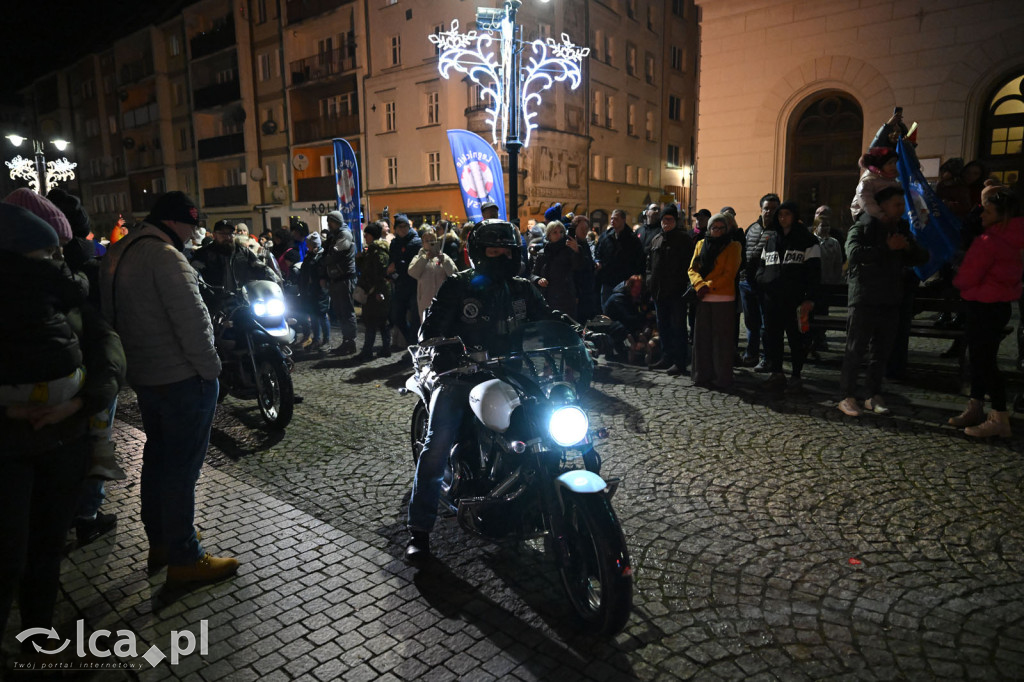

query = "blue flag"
[896, 136, 961, 280]
[447, 129, 506, 222]
[333, 138, 362, 251]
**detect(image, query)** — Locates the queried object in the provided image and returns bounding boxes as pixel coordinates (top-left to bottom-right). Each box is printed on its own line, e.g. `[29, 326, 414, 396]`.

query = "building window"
[390, 35, 402, 66]
[259, 53, 272, 81]
[256, 0, 267, 24]
[427, 91, 439, 125]
[321, 93, 354, 118]
[672, 0, 685, 17]
[626, 0, 637, 19]
[645, 54, 655, 84]
[626, 44, 637, 77]
[592, 30, 603, 63]
[667, 145, 681, 167]
[671, 46, 683, 71]
[669, 96, 681, 121]
[178, 128, 188, 151]
[646, 111, 654, 140]
[169, 34, 181, 57]
[627, 103, 637, 136]
[606, 157, 615, 182]
[538, 23, 552, 40]
[605, 95, 614, 129]
[647, 5, 655, 30]
[321, 155, 335, 176]
[384, 101, 396, 131]
[591, 154, 602, 180]
[432, 25, 443, 56]
[604, 35, 613, 66]
[387, 156, 398, 185]
[591, 90, 602, 126]
[979, 73, 1024, 185]
[428, 151, 441, 182]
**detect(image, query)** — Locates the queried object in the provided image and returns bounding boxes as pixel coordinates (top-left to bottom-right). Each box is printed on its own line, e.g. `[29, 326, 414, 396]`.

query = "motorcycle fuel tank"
[468, 379, 521, 433]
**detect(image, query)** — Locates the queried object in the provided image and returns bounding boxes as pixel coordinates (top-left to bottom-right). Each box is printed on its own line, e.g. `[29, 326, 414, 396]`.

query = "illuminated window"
[979, 73, 1024, 186]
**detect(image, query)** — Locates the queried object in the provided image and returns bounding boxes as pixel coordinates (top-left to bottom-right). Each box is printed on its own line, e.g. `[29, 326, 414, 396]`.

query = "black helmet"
[468, 220, 520, 281]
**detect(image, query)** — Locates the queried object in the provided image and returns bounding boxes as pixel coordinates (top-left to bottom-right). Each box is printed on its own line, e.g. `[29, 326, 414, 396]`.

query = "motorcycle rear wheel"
[410, 401, 428, 464]
[256, 357, 294, 429]
[557, 491, 633, 635]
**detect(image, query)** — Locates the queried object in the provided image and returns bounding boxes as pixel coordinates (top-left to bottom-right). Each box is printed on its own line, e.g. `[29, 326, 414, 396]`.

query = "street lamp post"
[5, 134, 76, 194]
[430, 0, 589, 225]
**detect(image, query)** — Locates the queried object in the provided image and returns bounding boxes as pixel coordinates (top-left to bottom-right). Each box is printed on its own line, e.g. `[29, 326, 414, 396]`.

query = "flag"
[447, 129, 506, 222]
[333, 138, 362, 251]
[896, 136, 961, 280]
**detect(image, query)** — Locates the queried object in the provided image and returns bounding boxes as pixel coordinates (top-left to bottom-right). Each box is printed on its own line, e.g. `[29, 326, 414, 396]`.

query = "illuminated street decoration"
[430, 18, 589, 149]
[5, 154, 77, 193]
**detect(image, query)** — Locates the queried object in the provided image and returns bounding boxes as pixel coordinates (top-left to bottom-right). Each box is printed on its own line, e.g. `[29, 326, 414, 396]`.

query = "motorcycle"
[212, 279, 296, 429]
[401, 320, 633, 635]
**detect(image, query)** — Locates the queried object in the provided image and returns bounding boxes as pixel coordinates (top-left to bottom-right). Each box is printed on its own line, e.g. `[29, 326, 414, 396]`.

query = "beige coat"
[408, 248, 457, 319]
[100, 223, 221, 387]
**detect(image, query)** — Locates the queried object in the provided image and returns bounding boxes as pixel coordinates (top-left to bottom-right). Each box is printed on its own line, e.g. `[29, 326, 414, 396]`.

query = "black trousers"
[965, 300, 1012, 411]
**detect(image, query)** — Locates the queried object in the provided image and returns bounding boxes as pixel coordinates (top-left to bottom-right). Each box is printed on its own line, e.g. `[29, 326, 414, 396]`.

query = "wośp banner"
[333, 137, 362, 251]
[447, 129, 506, 222]
[896, 136, 961, 280]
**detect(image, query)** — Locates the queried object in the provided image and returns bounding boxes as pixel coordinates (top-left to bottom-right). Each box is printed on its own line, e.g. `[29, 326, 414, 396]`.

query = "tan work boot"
[167, 554, 239, 584]
[948, 399, 985, 427]
[964, 410, 1011, 439]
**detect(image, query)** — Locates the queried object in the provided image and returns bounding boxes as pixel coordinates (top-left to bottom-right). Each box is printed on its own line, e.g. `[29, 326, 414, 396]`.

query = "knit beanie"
[0, 203, 60, 254]
[306, 231, 322, 248]
[46, 188, 91, 238]
[544, 203, 563, 223]
[661, 203, 679, 219]
[3, 188, 73, 243]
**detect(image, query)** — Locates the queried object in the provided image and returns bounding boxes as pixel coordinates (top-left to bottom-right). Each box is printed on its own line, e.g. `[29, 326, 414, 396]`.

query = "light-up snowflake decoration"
[430, 17, 589, 149]
[5, 154, 77, 193]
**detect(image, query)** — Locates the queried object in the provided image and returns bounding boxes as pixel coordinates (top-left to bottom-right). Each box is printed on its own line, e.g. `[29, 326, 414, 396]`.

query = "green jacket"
[845, 213, 929, 307]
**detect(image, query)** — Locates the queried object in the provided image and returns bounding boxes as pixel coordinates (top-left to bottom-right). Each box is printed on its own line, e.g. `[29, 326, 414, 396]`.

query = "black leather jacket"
[419, 270, 558, 356]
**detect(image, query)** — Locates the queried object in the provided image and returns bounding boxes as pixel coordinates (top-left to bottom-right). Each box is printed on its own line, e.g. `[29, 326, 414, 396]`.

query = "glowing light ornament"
[5, 155, 77, 193]
[429, 16, 589, 149]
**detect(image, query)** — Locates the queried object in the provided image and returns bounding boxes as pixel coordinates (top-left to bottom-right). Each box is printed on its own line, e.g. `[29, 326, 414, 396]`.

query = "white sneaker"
[838, 397, 861, 417]
[864, 395, 890, 415]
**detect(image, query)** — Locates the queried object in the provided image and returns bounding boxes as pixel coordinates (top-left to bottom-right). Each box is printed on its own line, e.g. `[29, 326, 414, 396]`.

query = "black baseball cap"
[212, 219, 235, 234]
[150, 191, 203, 226]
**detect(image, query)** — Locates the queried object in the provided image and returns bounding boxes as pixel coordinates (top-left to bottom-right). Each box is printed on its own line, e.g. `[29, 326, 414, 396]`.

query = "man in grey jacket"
[100, 191, 239, 585]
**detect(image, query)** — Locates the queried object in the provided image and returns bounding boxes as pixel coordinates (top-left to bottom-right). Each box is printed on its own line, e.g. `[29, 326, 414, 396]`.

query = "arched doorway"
[785, 92, 863, 235]
[978, 72, 1024, 188]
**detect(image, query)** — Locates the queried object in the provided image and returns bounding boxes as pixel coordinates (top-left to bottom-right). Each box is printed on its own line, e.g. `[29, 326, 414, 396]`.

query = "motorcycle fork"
[536, 454, 572, 564]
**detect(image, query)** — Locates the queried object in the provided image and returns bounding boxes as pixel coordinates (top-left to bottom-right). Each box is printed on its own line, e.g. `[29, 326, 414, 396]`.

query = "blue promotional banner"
[333, 137, 362, 251]
[896, 136, 961, 280]
[447, 129, 506, 222]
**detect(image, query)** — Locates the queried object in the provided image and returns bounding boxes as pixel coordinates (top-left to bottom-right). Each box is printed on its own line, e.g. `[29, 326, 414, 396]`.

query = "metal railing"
[292, 112, 359, 144]
[290, 46, 358, 85]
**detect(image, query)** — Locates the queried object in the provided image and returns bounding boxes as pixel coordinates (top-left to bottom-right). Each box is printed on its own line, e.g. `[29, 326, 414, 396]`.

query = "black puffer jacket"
[531, 239, 584, 315]
[1, 252, 84, 384]
[846, 212, 929, 307]
[755, 223, 821, 302]
[742, 218, 770, 283]
[420, 270, 557, 356]
[323, 227, 357, 281]
[594, 227, 643, 288]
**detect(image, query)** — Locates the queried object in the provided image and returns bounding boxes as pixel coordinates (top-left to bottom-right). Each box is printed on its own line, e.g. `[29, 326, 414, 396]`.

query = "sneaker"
[837, 397, 861, 417]
[762, 373, 787, 391]
[405, 531, 430, 564]
[753, 360, 771, 374]
[75, 512, 117, 547]
[167, 553, 239, 584]
[864, 395, 891, 415]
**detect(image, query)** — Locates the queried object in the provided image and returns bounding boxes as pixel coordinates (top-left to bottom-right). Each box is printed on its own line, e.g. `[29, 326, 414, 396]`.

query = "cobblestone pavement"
[4, 327, 1024, 680]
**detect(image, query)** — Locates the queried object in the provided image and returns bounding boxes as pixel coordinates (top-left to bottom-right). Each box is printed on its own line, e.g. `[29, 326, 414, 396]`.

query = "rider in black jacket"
[407, 220, 559, 562]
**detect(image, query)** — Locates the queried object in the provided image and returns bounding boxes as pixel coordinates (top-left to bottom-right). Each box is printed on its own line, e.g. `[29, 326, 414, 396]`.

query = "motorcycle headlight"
[266, 298, 285, 317]
[252, 301, 267, 317]
[548, 405, 589, 447]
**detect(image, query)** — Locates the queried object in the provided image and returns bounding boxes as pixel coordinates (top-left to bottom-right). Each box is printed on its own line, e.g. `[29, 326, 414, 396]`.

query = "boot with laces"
[167, 553, 239, 584]
[964, 410, 1011, 439]
[948, 399, 985, 428]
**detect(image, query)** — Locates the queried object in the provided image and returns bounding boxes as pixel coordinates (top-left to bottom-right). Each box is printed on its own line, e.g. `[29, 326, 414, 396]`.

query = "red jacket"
[954, 217, 1024, 303]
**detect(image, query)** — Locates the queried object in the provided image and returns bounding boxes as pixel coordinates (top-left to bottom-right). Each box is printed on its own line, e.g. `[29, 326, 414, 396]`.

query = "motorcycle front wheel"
[557, 491, 633, 635]
[256, 356, 294, 429]
[410, 401, 428, 464]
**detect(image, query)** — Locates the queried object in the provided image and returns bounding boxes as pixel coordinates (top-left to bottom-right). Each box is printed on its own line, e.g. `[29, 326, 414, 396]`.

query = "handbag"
[352, 285, 369, 305]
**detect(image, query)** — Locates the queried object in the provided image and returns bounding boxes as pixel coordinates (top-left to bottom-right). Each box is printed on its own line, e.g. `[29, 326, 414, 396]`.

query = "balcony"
[290, 47, 357, 86]
[292, 112, 359, 144]
[190, 17, 236, 60]
[123, 102, 159, 129]
[204, 184, 248, 207]
[296, 176, 337, 202]
[118, 56, 154, 85]
[197, 132, 245, 160]
[287, 0, 355, 26]
[193, 80, 241, 109]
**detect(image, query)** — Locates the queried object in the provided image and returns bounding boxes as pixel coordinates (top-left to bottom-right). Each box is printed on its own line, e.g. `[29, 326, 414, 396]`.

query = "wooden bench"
[808, 282, 969, 380]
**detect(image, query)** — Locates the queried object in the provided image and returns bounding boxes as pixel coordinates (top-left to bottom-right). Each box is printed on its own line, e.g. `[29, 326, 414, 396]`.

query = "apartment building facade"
[10, 0, 699, 236]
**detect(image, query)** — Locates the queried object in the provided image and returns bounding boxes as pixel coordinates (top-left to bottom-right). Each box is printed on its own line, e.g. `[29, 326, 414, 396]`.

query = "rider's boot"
[405, 531, 430, 564]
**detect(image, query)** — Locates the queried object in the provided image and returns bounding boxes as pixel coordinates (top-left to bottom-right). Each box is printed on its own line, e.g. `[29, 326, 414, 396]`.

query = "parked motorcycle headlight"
[252, 299, 285, 318]
[253, 301, 267, 317]
[548, 406, 589, 447]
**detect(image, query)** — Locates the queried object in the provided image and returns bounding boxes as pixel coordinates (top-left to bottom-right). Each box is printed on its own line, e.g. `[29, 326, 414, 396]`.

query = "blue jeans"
[77, 479, 106, 518]
[408, 382, 472, 533]
[330, 280, 357, 342]
[0, 437, 88, 637]
[739, 279, 764, 360]
[656, 296, 689, 369]
[134, 375, 217, 565]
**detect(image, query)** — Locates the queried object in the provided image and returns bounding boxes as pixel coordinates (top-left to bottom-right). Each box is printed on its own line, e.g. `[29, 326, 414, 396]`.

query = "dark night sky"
[0, 1, 184, 103]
